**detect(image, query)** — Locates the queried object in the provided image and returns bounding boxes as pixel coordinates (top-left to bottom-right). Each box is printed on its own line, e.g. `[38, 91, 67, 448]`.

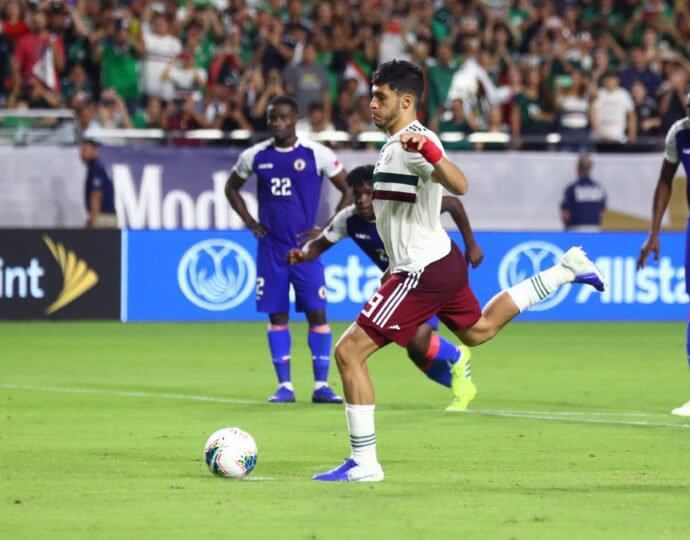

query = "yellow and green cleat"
[446, 344, 477, 412]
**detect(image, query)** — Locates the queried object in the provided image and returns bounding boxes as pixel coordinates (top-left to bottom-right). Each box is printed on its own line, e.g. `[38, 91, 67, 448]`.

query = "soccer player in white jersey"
[637, 92, 690, 417]
[312, 60, 606, 483]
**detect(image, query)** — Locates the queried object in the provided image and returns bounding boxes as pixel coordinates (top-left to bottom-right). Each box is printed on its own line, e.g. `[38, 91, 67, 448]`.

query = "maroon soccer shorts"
[356, 242, 482, 347]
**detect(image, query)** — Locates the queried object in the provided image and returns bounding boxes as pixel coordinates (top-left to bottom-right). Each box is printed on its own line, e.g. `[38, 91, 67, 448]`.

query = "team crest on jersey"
[318, 286, 327, 300]
[294, 158, 306, 171]
[383, 149, 394, 165]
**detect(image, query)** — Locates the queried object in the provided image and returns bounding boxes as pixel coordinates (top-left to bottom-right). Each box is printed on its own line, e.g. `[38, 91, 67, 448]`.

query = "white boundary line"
[0, 384, 264, 406]
[463, 409, 690, 430]
[2, 383, 689, 430]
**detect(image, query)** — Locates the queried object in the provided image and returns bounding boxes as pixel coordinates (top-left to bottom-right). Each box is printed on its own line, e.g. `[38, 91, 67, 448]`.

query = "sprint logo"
[43, 236, 98, 314]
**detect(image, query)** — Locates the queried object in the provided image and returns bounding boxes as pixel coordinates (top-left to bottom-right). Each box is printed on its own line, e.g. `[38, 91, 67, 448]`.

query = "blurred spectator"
[332, 85, 354, 132]
[591, 71, 636, 146]
[448, 40, 512, 118]
[208, 30, 241, 90]
[378, 16, 413, 65]
[631, 80, 662, 140]
[434, 98, 479, 151]
[93, 88, 132, 129]
[511, 65, 554, 149]
[283, 41, 330, 120]
[296, 102, 334, 137]
[659, 64, 689, 132]
[141, 8, 182, 100]
[162, 93, 206, 145]
[12, 10, 65, 95]
[9, 74, 61, 108]
[555, 68, 591, 151]
[619, 46, 662, 96]
[590, 47, 614, 90]
[255, 14, 295, 74]
[0, 21, 14, 104]
[560, 153, 606, 232]
[3, 0, 29, 44]
[96, 14, 143, 113]
[479, 105, 510, 151]
[132, 96, 163, 129]
[208, 84, 252, 132]
[74, 95, 96, 132]
[248, 67, 284, 130]
[81, 139, 117, 229]
[581, 0, 624, 40]
[47, 1, 90, 75]
[427, 41, 458, 123]
[162, 50, 207, 106]
[61, 62, 92, 105]
[182, 12, 221, 72]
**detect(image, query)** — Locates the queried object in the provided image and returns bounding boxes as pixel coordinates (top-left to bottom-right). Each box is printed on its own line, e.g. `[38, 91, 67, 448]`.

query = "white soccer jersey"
[372, 120, 451, 272]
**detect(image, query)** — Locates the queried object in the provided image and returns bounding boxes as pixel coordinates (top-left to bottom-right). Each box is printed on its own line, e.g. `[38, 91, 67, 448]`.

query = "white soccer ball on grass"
[204, 427, 258, 479]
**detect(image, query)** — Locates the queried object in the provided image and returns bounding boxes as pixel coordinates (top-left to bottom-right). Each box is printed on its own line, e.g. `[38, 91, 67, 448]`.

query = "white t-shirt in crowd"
[168, 65, 207, 95]
[142, 23, 182, 99]
[593, 87, 634, 141]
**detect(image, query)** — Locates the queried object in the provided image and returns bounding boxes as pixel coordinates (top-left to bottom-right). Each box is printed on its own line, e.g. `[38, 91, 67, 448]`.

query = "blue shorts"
[255, 241, 327, 314]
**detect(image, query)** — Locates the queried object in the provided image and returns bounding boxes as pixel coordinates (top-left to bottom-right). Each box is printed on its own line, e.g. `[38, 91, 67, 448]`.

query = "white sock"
[313, 381, 328, 390]
[345, 403, 377, 467]
[279, 382, 294, 391]
[506, 263, 575, 312]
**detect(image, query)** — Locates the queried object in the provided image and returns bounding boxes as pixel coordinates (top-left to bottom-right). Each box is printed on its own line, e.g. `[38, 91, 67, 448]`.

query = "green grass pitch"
[2, 321, 690, 539]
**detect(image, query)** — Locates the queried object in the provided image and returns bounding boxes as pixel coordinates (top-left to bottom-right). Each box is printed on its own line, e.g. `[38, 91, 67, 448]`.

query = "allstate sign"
[177, 239, 255, 311]
[497, 241, 571, 311]
[469, 231, 688, 321]
[123, 230, 689, 322]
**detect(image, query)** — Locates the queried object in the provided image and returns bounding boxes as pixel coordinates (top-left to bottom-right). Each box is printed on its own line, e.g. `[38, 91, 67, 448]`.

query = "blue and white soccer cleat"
[312, 458, 384, 482]
[311, 385, 344, 404]
[267, 386, 296, 403]
[561, 246, 606, 292]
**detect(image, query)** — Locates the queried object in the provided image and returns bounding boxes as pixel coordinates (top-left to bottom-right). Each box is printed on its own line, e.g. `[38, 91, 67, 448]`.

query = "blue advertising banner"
[123, 230, 689, 322]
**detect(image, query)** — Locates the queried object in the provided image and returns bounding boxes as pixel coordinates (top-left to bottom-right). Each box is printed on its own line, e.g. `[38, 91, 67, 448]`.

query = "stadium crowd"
[0, 0, 689, 149]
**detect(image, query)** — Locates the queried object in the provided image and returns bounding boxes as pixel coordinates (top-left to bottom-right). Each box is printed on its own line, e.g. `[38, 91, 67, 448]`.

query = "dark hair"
[269, 95, 298, 114]
[371, 60, 424, 103]
[346, 165, 374, 188]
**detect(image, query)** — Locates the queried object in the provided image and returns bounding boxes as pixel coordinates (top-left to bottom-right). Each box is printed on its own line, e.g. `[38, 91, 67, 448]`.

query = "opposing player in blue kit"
[638, 91, 690, 417]
[287, 165, 485, 411]
[225, 96, 351, 404]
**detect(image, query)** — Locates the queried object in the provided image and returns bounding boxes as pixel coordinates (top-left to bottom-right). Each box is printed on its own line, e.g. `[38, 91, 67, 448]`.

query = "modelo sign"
[0, 230, 121, 319]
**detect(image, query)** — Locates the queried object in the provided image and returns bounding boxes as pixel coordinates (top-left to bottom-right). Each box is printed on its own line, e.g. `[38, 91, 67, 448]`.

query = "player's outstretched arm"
[441, 196, 484, 268]
[637, 159, 678, 270]
[400, 132, 468, 195]
[286, 234, 335, 265]
[225, 172, 267, 238]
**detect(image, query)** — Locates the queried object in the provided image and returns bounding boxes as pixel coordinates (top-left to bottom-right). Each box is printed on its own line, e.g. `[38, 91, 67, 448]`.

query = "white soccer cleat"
[671, 401, 690, 417]
[561, 246, 605, 292]
[312, 458, 385, 482]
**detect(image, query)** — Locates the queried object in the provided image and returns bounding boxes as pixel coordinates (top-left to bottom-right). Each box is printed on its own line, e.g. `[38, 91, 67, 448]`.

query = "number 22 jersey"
[232, 137, 343, 248]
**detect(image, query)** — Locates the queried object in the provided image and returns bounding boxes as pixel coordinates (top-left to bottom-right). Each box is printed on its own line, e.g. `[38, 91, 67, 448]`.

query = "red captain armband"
[402, 136, 443, 165]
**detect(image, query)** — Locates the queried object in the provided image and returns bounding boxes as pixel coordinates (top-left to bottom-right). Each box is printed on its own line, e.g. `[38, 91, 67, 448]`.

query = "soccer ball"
[203, 427, 258, 479]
